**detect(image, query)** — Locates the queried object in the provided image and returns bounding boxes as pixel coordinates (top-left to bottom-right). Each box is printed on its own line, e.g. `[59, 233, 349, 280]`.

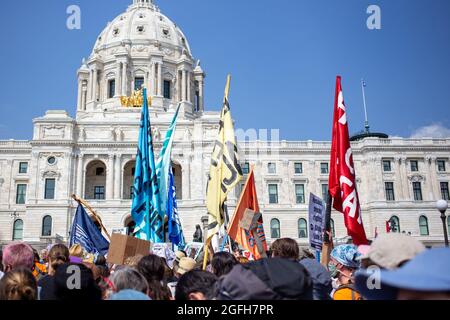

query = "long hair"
[137, 254, 172, 300]
[48, 244, 70, 275]
[0, 267, 37, 300]
[211, 252, 238, 278]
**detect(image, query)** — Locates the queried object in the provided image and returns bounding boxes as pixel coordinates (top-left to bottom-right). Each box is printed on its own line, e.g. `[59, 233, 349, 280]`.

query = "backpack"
[333, 283, 364, 300]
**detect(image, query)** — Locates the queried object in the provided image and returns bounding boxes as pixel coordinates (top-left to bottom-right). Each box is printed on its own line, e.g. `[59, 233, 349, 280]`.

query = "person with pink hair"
[2, 242, 34, 273]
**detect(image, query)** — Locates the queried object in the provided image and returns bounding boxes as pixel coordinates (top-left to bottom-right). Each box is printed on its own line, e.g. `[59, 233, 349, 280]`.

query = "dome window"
[113, 28, 120, 37]
[120, 15, 126, 21]
[163, 28, 169, 36]
[138, 13, 145, 19]
[137, 25, 145, 33]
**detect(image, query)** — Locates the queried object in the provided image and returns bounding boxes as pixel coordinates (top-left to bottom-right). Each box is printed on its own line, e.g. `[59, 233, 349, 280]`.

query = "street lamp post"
[436, 200, 449, 247]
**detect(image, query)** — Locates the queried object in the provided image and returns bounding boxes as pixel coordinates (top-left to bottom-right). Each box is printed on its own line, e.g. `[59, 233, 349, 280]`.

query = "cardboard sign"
[106, 233, 152, 265]
[308, 193, 326, 250]
[112, 227, 128, 235]
[239, 208, 262, 231]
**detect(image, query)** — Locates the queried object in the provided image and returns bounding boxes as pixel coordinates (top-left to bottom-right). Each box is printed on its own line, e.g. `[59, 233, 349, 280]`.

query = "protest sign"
[308, 193, 326, 250]
[106, 233, 151, 265]
[184, 242, 204, 261]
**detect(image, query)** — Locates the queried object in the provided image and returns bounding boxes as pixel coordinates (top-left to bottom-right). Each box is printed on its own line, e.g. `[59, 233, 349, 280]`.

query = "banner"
[308, 193, 326, 250]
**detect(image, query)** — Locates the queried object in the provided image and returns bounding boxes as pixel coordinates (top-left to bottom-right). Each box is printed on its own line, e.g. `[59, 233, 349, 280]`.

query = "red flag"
[386, 221, 391, 233]
[227, 167, 267, 259]
[328, 76, 368, 245]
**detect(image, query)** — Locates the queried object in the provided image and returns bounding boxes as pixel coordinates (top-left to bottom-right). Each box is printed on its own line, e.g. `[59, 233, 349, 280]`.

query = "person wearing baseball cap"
[355, 248, 450, 300]
[357, 233, 425, 270]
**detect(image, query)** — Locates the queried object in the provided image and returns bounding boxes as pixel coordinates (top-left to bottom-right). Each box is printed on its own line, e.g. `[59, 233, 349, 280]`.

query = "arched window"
[270, 219, 280, 239]
[85, 160, 107, 200]
[419, 216, 429, 236]
[298, 218, 308, 238]
[389, 216, 401, 233]
[42, 215, 52, 237]
[13, 219, 23, 240]
[330, 218, 335, 238]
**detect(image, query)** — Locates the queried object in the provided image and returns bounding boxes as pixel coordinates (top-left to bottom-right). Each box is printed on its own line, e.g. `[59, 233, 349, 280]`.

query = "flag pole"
[71, 194, 111, 240]
[320, 191, 333, 267]
[361, 78, 370, 134]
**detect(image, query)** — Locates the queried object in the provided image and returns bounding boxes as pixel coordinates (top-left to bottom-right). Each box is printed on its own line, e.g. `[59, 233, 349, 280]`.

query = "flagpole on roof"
[361, 78, 370, 134]
[71, 194, 111, 240]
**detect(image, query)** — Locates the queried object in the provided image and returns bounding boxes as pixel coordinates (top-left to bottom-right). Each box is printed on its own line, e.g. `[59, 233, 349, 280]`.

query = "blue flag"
[69, 204, 109, 256]
[156, 103, 181, 217]
[131, 88, 164, 242]
[167, 166, 185, 249]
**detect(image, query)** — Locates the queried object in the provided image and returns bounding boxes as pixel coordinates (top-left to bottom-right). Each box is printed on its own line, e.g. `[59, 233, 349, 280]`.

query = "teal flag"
[156, 103, 181, 217]
[131, 88, 164, 242]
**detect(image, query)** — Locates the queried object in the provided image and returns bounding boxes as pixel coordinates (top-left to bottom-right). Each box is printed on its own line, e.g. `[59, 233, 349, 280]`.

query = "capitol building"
[1, 0, 449, 249]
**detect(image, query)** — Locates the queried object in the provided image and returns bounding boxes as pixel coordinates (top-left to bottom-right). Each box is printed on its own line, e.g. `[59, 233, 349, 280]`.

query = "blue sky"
[0, 0, 449, 141]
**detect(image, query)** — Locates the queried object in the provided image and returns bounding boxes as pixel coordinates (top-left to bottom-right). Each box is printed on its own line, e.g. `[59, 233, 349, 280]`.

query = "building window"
[108, 79, 115, 99]
[330, 218, 335, 238]
[419, 216, 429, 236]
[383, 160, 392, 172]
[389, 216, 400, 233]
[270, 219, 280, 239]
[410, 160, 419, 172]
[295, 184, 305, 204]
[94, 186, 105, 200]
[42, 215, 52, 237]
[19, 162, 28, 174]
[12, 219, 23, 241]
[298, 218, 308, 238]
[134, 77, 144, 91]
[441, 182, 450, 201]
[96, 167, 105, 176]
[413, 182, 423, 201]
[44, 178, 56, 200]
[268, 163, 276, 174]
[321, 184, 329, 202]
[16, 184, 27, 204]
[294, 162, 303, 174]
[163, 80, 171, 99]
[385, 182, 395, 201]
[47, 156, 56, 165]
[320, 163, 329, 174]
[437, 160, 446, 172]
[268, 184, 278, 204]
[242, 162, 250, 175]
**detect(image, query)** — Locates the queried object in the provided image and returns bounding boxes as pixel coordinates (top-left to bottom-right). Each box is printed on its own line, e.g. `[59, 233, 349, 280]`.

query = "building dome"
[92, 0, 191, 58]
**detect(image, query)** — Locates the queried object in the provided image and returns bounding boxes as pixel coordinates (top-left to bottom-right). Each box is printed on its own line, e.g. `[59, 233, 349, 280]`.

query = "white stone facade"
[1, 0, 449, 248]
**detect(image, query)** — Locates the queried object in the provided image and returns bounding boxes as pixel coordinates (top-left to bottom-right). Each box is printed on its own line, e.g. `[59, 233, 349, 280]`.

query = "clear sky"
[0, 0, 449, 141]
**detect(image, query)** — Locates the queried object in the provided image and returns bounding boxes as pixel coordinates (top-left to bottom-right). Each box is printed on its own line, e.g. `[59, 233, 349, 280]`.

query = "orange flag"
[227, 166, 267, 260]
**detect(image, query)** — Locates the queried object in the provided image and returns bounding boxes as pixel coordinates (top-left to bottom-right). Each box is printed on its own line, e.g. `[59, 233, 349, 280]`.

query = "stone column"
[181, 70, 186, 101]
[187, 71, 191, 102]
[92, 67, 98, 102]
[76, 154, 84, 197]
[81, 82, 87, 111]
[88, 69, 93, 101]
[77, 79, 82, 110]
[394, 157, 404, 200]
[199, 78, 204, 111]
[114, 154, 122, 199]
[116, 63, 121, 98]
[157, 63, 162, 96]
[106, 155, 114, 200]
[182, 156, 191, 200]
[122, 62, 127, 96]
[399, 156, 409, 200]
[151, 62, 156, 96]
[427, 156, 439, 199]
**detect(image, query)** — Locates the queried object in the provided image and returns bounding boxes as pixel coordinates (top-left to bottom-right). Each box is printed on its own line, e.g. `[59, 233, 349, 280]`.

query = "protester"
[329, 244, 362, 300]
[38, 244, 70, 300]
[0, 249, 4, 280]
[357, 233, 425, 270]
[175, 270, 218, 300]
[109, 267, 149, 296]
[174, 257, 197, 278]
[137, 254, 172, 300]
[355, 248, 450, 300]
[40, 248, 49, 265]
[50, 263, 102, 301]
[32, 249, 47, 280]
[211, 252, 238, 278]
[299, 249, 332, 300]
[270, 238, 300, 260]
[217, 258, 312, 300]
[123, 254, 144, 268]
[2, 242, 34, 273]
[109, 289, 151, 300]
[172, 251, 186, 275]
[0, 267, 37, 300]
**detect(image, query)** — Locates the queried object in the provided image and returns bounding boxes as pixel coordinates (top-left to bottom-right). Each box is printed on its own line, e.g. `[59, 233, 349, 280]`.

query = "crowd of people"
[0, 233, 449, 300]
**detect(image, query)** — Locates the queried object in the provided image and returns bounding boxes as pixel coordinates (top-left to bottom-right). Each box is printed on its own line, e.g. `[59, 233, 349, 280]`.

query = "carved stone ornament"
[42, 125, 65, 139]
[41, 170, 61, 180]
[408, 174, 425, 183]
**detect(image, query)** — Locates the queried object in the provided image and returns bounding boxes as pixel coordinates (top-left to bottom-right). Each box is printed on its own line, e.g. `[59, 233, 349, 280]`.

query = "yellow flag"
[205, 75, 243, 247]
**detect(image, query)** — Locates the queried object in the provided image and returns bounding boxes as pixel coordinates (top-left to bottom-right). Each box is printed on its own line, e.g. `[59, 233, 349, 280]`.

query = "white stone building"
[1, 0, 449, 249]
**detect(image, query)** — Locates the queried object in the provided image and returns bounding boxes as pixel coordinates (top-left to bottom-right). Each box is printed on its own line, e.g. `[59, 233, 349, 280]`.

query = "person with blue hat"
[355, 248, 450, 300]
[329, 244, 363, 300]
